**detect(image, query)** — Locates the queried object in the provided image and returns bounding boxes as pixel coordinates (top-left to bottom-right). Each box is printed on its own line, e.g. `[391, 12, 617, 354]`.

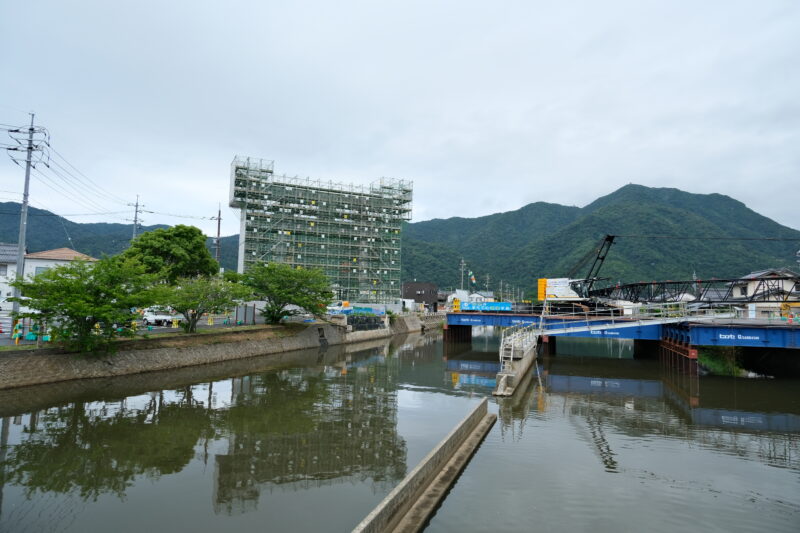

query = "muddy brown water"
[1, 330, 797, 532]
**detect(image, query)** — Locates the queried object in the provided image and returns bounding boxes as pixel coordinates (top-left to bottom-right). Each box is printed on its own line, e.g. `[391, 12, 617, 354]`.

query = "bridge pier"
[633, 339, 660, 359]
[659, 339, 700, 406]
[443, 324, 472, 344]
[541, 335, 557, 355]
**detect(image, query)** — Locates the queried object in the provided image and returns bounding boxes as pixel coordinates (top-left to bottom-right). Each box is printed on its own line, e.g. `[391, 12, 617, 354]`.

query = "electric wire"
[615, 234, 800, 241]
[141, 209, 215, 220]
[40, 162, 114, 213]
[48, 146, 129, 205]
[30, 167, 115, 215]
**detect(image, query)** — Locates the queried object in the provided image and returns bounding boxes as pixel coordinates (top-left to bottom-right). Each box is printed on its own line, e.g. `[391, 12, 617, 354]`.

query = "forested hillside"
[2, 184, 799, 294]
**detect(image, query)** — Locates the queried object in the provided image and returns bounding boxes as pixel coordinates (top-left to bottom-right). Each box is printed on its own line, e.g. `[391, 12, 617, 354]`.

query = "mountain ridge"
[1, 184, 798, 293]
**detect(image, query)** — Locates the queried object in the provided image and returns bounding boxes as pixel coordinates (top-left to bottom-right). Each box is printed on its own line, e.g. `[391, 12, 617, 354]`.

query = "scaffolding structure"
[229, 156, 413, 303]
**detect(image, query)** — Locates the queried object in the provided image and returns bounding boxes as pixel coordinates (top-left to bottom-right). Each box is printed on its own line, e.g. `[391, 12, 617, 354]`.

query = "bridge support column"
[659, 339, 699, 406]
[443, 324, 472, 344]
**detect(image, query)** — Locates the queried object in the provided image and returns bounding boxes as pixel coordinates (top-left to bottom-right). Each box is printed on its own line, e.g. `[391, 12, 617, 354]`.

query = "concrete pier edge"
[352, 398, 497, 533]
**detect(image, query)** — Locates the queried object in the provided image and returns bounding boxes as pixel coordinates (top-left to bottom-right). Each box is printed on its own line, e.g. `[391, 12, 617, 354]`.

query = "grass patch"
[698, 346, 744, 376]
[0, 344, 40, 352]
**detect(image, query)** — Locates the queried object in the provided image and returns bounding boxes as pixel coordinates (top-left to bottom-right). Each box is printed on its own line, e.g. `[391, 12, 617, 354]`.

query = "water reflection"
[213, 361, 406, 515]
[1, 330, 799, 532]
[0, 340, 409, 529]
[530, 354, 800, 470]
[3, 391, 211, 501]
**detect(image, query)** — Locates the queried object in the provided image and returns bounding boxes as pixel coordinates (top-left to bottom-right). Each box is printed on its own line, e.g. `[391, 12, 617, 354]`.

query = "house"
[0, 245, 98, 309]
[401, 282, 438, 309]
[24, 248, 98, 277]
[0, 243, 18, 305]
[729, 268, 800, 318]
[447, 289, 470, 305]
[468, 291, 495, 302]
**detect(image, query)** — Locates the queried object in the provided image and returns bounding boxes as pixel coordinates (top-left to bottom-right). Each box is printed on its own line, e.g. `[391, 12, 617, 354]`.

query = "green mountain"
[0, 202, 239, 271]
[2, 184, 798, 294]
[401, 184, 800, 290]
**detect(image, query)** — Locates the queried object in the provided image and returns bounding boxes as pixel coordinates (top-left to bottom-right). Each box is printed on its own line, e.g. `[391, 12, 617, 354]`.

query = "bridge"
[445, 303, 799, 396]
[445, 305, 799, 349]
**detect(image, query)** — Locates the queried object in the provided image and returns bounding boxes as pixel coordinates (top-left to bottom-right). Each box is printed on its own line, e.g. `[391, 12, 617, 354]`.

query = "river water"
[0, 330, 798, 532]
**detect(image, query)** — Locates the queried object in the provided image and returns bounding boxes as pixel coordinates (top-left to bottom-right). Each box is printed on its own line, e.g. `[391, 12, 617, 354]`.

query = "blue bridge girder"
[446, 313, 800, 349]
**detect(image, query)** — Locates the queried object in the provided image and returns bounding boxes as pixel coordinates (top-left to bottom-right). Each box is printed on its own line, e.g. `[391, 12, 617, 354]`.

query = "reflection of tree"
[1, 345, 409, 515]
[214, 356, 407, 515]
[3, 396, 212, 501]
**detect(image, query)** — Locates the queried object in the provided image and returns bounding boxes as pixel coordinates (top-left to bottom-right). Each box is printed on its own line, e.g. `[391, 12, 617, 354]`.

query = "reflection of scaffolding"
[229, 156, 413, 303]
[214, 355, 406, 515]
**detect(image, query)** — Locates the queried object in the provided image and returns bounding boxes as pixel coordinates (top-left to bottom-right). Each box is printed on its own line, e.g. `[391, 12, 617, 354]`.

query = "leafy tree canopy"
[154, 276, 252, 333]
[123, 224, 218, 283]
[243, 262, 333, 324]
[11, 256, 156, 353]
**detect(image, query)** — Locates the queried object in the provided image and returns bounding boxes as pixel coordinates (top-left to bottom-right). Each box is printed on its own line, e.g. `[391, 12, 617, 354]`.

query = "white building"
[0, 245, 97, 310]
[730, 268, 799, 318]
[23, 247, 97, 276]
[0, 243, 18, 307]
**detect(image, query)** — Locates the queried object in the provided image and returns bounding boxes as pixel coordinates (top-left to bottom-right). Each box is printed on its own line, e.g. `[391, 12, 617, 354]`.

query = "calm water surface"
[0, 330, 798, 532]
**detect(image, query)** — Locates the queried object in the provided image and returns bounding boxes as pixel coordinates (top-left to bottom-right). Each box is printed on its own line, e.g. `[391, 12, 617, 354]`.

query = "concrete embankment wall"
[353, 398, 493, 533]
[0, 316, 426, 390]
[0, 335, 407, 417]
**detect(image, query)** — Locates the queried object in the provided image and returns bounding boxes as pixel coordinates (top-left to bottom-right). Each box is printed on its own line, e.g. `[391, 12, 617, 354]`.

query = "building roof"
[0, 242, 18, 263]
[741, 267, 799, 280]
[25, 248, 98, 261]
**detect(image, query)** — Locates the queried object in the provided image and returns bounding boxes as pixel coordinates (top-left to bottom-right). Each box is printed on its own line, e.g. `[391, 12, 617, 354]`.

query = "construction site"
[229, 156, 413, 303]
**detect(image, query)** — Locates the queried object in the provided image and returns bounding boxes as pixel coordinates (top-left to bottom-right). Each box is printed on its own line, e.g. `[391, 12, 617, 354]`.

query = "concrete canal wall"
[0, 316, 436, 390]
[353, 398, 496, 533]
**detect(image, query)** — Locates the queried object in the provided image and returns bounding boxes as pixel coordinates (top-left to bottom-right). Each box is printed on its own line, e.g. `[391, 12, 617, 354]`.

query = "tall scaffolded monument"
[229, 156, 413, 304]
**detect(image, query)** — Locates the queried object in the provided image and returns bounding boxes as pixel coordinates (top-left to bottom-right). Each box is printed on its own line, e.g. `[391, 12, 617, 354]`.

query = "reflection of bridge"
[545, 369, 800, 433]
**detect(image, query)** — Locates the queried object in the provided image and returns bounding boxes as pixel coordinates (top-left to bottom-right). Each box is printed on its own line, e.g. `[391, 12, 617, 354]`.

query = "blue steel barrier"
[447, 313, 799, 348]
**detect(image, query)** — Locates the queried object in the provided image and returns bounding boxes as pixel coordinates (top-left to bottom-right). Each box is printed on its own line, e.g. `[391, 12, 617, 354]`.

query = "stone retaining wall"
[418, 313, 445, 329]
[0, 320, 420, 390]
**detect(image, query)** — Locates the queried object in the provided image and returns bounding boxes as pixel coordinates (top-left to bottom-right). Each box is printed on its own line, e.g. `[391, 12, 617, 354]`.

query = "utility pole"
[128, 195, 143, 240]
[11, 114, 35, 316]
[214, 204, 222, 264]
[485, 274, 490, 292]
[499, 280, 504, 301]
[459, 258, 466, 290]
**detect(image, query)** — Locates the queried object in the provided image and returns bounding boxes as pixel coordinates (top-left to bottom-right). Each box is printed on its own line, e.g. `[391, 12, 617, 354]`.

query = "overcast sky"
[2, 0, 798, 237]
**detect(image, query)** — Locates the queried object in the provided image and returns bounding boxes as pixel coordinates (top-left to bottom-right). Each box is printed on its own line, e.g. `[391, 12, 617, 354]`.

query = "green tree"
[11, 257, 155, 353]
[243, 262, 333, 324]
[155, 276, 252, 333]
[222, 269, 243, 283]
[123, 225, 218, 283]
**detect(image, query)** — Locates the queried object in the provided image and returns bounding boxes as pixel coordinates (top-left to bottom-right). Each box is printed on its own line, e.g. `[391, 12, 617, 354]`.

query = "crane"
[566, 234, 616, 298]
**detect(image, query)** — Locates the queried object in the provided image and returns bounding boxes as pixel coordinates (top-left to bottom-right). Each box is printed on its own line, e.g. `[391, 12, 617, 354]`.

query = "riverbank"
[0, 315, 438, 390]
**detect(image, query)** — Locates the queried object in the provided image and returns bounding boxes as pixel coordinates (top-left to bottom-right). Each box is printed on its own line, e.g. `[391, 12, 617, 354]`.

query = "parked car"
[142, 308, 180, 327]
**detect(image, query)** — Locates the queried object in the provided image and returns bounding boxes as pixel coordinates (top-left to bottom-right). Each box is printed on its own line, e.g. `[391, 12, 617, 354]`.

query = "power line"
[48, 146, 129, 205]
[0, 210, 128, 216]
[141, 209, 215, 220]
[30, 167, 115, 215]
[615, 234, 800, 241]
[37, 164, 114, 213]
